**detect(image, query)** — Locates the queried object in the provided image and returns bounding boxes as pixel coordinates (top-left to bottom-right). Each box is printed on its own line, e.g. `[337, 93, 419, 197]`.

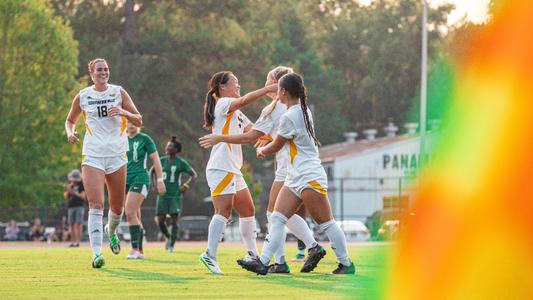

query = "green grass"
[0, 243, 390, 299]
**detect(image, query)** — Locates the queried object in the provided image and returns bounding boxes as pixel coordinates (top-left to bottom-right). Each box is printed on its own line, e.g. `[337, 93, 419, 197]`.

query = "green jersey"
[127, 132, 157, 184]
[159, 155, 193, 199]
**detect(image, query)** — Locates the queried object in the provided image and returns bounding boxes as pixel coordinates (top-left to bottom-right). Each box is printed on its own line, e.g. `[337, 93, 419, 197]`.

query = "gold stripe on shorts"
[308, 180, 327, 195]
[212, 172, 234, 197]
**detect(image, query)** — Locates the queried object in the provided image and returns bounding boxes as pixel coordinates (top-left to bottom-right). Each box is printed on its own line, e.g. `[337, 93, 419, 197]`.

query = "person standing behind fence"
[64, 169, 86, 247]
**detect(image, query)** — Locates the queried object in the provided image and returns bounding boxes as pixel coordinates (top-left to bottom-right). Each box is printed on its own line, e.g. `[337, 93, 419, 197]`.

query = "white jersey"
[79, 84, 128, 157]
[277, 104, 327, 187]
[253, 101, 290, 181]
[206, 97, 251, 175]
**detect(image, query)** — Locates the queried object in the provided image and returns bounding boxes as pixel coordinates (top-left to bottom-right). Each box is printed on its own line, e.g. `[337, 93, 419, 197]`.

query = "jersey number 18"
[97, 106, 108, 118]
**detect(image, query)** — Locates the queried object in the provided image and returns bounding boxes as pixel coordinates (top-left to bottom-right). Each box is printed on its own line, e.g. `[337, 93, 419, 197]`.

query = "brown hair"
[87, 58, 107, 74]
[279, 73, 320, 146]
[262, 66, 293, 121]
[203, 71, 233, 130]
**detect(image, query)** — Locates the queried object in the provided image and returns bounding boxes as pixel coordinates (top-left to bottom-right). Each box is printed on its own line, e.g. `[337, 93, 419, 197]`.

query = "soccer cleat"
[331, 262, 356, 274]
[127, 249, 144, 259]
[104, 224, 121, 255]
[167, 246, 174, 253]
[92, 253, 105, 268]
[291, 253, 306, 262]
[165, 239, 171, 252]
[199, 251, 223, 275]
[301, 245, 326, 273]
[237, 256, 268, 275]
[242, 251, 257, 262]
[267, 262, 291, 274]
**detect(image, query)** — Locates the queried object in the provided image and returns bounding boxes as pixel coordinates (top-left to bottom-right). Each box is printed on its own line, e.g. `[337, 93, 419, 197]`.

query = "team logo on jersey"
[109, 93, 116, 97]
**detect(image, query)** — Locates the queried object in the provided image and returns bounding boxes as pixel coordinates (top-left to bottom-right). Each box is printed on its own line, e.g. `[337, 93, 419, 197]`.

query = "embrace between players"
[65, 59, 355, 275]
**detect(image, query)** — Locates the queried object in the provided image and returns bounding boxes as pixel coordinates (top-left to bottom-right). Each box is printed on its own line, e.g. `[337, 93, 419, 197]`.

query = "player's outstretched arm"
[198, 129, 263, 148]
[256, 135, 287, 159]
[228, 84, 277, 112]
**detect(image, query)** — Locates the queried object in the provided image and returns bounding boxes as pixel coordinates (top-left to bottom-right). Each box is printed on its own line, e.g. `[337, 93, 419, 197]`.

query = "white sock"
[239, 216, 259, 256]
[266, 211, 272, 229]
[207, 214, 228, 259]
[320, 219, 351, 266]
[107, 209, 122, 235]
[286, 214, 317, 249]
[259, 212, 288, 265]
[88, 209, 104, 258]
[267, 211, 286, 264]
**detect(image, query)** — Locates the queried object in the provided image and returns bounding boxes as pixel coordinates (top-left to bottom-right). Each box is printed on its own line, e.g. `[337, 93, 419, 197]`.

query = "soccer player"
[199, 66, 318, 274]
[123, 123, 166, 259]
[199, 71, 277, 274]
[65, 58, 142, 268]
[237, 73, 356, 275]
[156, 136, 197, 252]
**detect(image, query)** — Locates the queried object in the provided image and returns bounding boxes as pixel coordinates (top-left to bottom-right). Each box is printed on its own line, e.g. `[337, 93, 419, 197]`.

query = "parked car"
[337, 220, 370, 242]
[179, 216, 210, 241]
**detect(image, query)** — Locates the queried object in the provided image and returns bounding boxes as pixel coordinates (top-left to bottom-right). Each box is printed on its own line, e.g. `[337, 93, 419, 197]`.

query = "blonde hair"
[87, 58, 107, 74]
[262, 66, 294, 121]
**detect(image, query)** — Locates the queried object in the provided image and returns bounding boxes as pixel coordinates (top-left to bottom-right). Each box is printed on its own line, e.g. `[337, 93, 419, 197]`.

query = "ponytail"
[299, 85, 321, 146]
[203, 71, 232, 130]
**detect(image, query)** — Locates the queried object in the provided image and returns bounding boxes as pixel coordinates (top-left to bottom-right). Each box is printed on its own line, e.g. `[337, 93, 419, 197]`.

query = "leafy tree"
[0, 0, 81, 216]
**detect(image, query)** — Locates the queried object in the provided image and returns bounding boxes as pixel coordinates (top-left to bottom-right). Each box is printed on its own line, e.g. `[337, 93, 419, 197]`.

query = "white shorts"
[285, 174, 328, 198]
[206, 170, 247, 197]
[82, 154, 127, 175]
[274, 152, 289, 182]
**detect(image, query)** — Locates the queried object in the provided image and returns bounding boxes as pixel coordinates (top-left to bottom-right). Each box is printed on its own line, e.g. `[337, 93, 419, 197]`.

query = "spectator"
[4, 220, 19, 241]
[50, 216, 70, 242]
[64, 169, 86, 247]
[29, 218, 45, 241]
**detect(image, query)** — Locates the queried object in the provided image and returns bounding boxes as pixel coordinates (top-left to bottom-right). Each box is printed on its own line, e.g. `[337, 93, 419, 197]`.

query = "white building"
[319, 126, 435, 222]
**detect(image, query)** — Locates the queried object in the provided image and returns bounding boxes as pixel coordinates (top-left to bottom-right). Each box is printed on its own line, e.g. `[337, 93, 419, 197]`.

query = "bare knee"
[215, 206, 232, 219]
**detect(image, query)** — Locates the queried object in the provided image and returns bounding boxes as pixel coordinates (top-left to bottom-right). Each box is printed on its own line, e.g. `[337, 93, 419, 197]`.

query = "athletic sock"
[286, 214, 317, 249]
[170, 223, 178, 247]
[207, 214, 228, 259]
[259, 212, 288, 265]
[107, 209, 122, 235]
[267, 211, 286, 264]
[158, 218, 170, 239]
[129, 225, 141, 250]
[319, 219, 351, 266]
[239, 216, 258, 256]
[139, 227, 144, 252]
[297, 239, 306, 255]
[88, 209, 104, 258]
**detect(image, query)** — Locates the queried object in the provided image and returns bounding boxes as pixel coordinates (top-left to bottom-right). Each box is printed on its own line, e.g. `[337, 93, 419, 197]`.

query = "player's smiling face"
[91, 61, 109, 85]
[220, 74, 240, 98]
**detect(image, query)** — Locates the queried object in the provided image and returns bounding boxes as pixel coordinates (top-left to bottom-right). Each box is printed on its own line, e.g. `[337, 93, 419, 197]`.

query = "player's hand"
[254, 135, 272, 148]
[179, 183, 190, 193]
[67, 131, 79, 144]
[265, 83, 278, 94]
[256, 146, 266, 160]
[108, 106, 127, 117]
[198, 134, 221, 148]
[156, 181, 166, 195]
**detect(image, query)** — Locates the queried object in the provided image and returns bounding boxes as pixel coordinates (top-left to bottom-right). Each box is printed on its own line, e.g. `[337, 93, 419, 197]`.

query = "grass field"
[0, 242, 390, 299]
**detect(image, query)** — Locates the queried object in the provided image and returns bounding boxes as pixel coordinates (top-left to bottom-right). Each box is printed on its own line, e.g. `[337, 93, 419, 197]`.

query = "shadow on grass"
[99, 267, 200, 284]
[143, 258, 198, 266]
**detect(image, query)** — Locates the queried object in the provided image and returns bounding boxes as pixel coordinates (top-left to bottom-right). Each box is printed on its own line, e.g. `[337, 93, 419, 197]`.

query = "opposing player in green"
[120, 122, 166, 259]
[156, 136, 197, 252]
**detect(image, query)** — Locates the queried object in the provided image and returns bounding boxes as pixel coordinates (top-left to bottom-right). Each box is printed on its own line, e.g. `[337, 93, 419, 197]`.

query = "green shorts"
[156, 197, 182, 216]
[126, 172, 150, 196]
[126, 183, 149, 197]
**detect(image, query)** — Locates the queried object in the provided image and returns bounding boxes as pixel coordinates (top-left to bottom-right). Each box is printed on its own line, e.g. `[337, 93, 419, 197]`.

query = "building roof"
[319, 135, 415, 163]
